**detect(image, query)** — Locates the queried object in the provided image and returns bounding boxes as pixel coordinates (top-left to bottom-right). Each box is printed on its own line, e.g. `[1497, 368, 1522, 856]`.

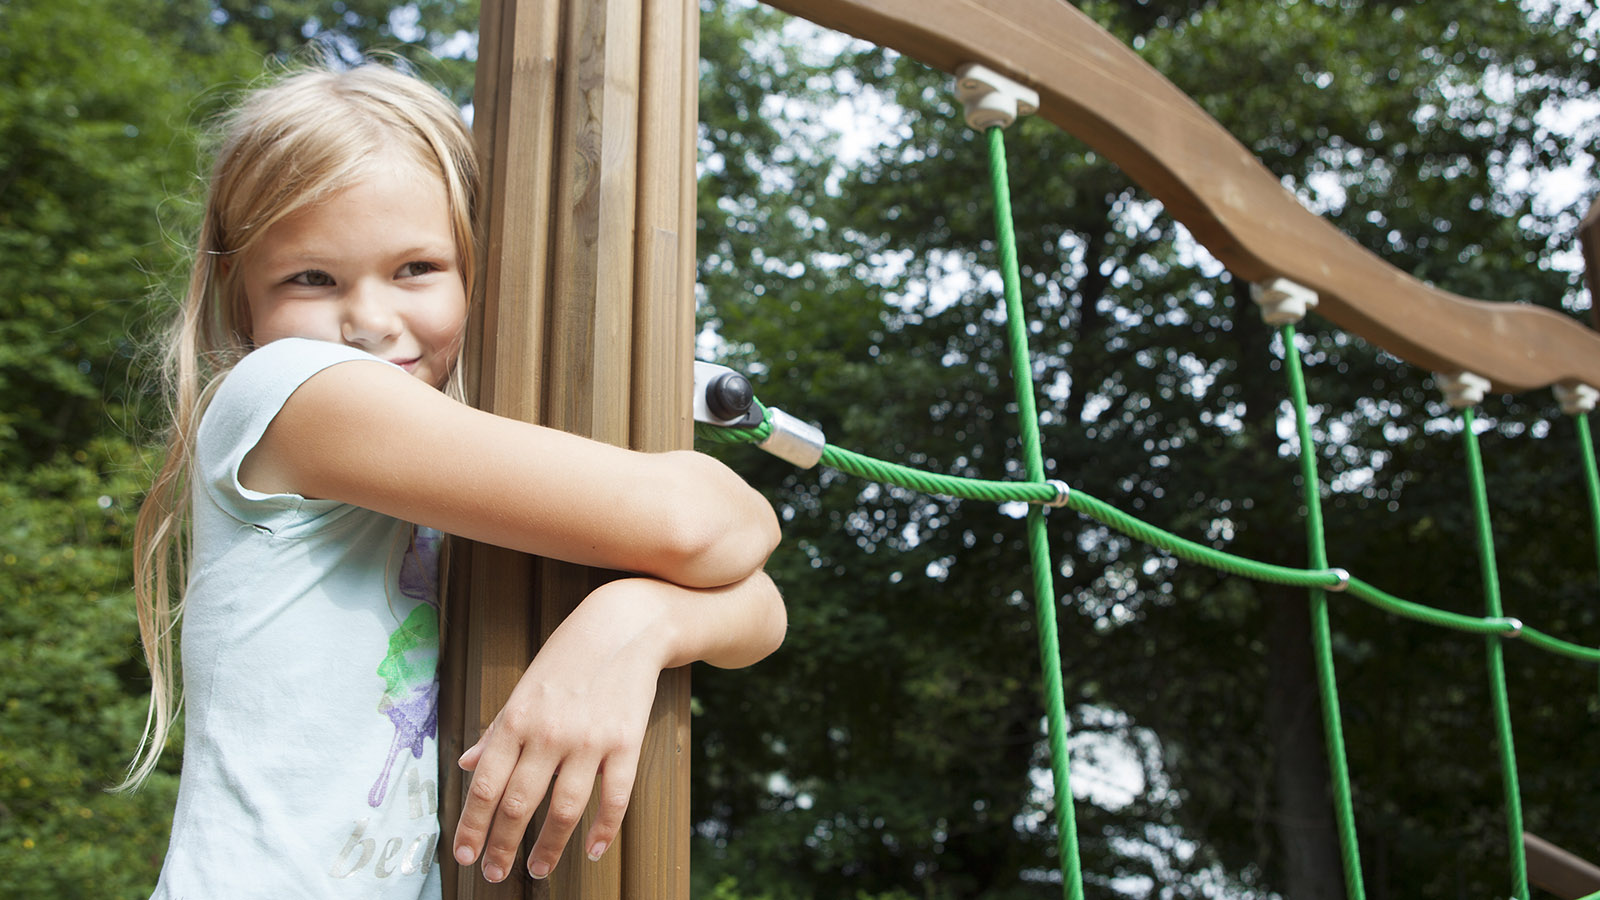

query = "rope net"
[695, 120, 1600, 899]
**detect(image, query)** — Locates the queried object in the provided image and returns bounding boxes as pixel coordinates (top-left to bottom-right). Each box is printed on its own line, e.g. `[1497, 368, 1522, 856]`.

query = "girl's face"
[239, 152, 467, 390]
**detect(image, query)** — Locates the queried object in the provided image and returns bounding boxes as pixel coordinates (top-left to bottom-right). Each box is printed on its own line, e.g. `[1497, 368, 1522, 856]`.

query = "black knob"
[706, 371, 754, 420]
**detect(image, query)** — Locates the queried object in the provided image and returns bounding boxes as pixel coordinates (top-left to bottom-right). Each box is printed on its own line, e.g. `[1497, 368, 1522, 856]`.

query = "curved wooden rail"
[765, 0, 1600, 395]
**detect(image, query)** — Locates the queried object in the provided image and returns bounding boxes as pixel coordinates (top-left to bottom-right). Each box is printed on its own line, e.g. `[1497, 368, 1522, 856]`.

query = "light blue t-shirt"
[153, 338, 442, 900]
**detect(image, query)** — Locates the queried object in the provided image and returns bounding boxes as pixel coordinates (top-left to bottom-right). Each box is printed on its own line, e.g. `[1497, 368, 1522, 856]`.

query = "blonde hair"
[120, 62, 479, 790]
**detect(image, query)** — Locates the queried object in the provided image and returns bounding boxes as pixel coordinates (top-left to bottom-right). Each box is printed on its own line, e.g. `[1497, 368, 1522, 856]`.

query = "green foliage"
[0, 440, 179, 896]
[0, 0, 245, 471]
[210, 0, 479, 100]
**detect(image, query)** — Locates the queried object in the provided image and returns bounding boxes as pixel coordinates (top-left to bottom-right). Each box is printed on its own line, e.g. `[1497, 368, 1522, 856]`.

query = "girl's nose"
[340, 284, 401, 347]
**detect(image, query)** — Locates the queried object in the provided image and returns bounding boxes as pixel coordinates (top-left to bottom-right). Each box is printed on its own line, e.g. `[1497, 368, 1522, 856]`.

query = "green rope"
[985, 124, 1083, 900]
[1280, 323, 1366, 900]
[1574, 413, 1600, 587]
[700, 416, 1596, 652]
[1460, 406, 1529, 900]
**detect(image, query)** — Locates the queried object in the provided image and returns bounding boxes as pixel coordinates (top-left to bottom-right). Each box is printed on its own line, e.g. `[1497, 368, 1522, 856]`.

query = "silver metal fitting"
[757, 408, 827, 469]
[954, 63, 1039, 131]
[1501, 617, 1524, 638]
[692, 361, 763, 428]
[1044, 479, 1071, 507]
[1326, 568, 1350, 592]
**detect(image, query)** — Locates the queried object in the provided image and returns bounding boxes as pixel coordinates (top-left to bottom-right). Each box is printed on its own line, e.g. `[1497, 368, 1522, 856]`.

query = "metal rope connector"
[692, 361, 763, 428]
[1042, 479, 1071, 507]
[757, 408, 827, 469]
[954, 63, 1039, 131]
[1326, 568, 1350, 592]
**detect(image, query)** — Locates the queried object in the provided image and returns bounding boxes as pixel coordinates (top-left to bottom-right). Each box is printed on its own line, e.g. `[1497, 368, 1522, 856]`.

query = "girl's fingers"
[457, 736, 487, 772]
[581, 750, 642, 864]
[450, 724, 518, 869]
[525, 761, 601, 879]
[476, 754, 557, 883]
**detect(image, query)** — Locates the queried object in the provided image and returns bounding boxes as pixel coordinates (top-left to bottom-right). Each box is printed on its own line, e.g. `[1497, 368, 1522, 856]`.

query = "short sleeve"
[195, 337, 398, 535]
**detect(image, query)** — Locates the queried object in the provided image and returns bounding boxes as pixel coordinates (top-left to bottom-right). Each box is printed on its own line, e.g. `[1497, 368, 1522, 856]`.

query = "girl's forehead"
[250, 156, 457, 263]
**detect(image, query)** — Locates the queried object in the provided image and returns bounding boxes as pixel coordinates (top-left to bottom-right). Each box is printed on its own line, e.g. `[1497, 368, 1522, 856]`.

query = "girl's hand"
[450, 579, 670, 882]
[448, 571, 784, 882]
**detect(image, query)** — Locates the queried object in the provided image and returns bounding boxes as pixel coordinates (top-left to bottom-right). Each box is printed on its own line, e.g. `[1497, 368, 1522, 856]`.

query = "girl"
[127, 63, 785, 897]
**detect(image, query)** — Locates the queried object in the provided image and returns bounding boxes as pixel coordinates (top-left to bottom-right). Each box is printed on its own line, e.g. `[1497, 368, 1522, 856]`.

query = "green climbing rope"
[699, 414, 1595, 657]
[1575, 413, 1600, 585]
[1460, 406, 1529, 900]
[692, 102, 1600, 900]
[1280, 322, 1366, 900]
[985, 123, 1084, 900]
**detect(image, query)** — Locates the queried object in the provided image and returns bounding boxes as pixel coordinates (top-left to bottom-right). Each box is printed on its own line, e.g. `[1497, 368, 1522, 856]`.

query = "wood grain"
[459, 0, 697, 896]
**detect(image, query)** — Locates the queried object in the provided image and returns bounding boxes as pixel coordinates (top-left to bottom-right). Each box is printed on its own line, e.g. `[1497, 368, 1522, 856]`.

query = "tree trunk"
[1264, 585, 1347, 900]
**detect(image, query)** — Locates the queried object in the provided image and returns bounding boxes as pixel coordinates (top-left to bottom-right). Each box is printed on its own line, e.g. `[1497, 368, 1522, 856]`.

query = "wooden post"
[442, 0, 699, 896]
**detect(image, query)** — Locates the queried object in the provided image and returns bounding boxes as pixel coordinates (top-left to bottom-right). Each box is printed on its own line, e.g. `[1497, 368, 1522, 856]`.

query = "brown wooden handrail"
[765, 0, 1600, 395]
[1527, 832, 1600, 899]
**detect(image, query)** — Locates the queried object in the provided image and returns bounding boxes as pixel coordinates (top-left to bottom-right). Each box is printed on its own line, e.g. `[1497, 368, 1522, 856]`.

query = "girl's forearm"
[254, 360, 780, 587]
[583, 572, 787, 671]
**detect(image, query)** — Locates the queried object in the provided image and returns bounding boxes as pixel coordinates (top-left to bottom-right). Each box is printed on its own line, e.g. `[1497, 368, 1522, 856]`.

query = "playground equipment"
[446, 1, 1600, 897]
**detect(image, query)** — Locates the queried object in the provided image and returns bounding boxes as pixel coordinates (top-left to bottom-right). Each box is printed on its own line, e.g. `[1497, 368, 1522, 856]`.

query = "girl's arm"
[245, 358, 779, 587]
[449, 570, 786, 883]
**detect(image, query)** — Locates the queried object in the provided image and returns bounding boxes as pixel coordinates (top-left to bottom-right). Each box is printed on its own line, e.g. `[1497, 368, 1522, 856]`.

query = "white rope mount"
[954, 63, 1039, 131]
[1249, 277, 1319, 326]
[1436, 371, 1491, 410]
[1554, 383, 1599, 416]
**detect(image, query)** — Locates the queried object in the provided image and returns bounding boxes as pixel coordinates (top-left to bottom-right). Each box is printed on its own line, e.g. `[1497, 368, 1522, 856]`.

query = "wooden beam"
[1527, 832, 1600, 899]
[452, 0, 698, 897]
[765, 0, 1600, 395]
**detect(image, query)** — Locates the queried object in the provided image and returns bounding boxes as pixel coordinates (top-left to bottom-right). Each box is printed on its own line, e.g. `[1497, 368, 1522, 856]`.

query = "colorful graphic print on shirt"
[369, 528, 442, 808]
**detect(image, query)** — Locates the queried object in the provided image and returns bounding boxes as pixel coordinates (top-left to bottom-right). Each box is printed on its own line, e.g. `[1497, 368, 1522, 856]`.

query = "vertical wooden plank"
[462, 0, 694, 895]
[538, 0, 641, 897]
[457, 0, 564, 898]
[441, 2, 507, 892]
[622, 0, 698, 895]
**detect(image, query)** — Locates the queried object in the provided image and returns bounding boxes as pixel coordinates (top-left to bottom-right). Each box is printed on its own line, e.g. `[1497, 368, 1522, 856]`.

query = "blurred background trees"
[2, 0, 1596, 897]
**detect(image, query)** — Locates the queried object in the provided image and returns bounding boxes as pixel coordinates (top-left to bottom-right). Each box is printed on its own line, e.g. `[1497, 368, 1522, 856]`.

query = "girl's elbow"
[659, 453, 780, 583]
[664, 499, 778, 586]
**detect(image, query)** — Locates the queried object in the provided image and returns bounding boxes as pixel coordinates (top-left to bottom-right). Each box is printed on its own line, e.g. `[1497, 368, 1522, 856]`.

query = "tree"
[0, 0, 473, 894]
[691, 1, 1600, 897]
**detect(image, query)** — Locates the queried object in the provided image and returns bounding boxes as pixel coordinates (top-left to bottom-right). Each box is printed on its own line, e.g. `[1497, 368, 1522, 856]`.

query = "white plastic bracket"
[1436, 371, 1491, 410]
[954, 63, 1039, 131]
[1554, 383, 1599, 416]
[1249, 277, 1319, 326]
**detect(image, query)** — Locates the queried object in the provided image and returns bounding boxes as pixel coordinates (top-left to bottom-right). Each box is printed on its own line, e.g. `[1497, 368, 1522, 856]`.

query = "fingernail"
[529, 860, 551, 879]
[454, 845, 475, 866]
[483, 863, 505, 883]
[587, 841, 608, 861]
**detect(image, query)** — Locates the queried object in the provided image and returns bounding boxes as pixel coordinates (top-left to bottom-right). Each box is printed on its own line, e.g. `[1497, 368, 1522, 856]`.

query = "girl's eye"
[289, 270, 334, 287]
[400, 261, 441, 278]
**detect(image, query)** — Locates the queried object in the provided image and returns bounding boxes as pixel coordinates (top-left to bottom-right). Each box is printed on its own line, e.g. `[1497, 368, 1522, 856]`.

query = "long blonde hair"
[120, 63, 480, 790]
